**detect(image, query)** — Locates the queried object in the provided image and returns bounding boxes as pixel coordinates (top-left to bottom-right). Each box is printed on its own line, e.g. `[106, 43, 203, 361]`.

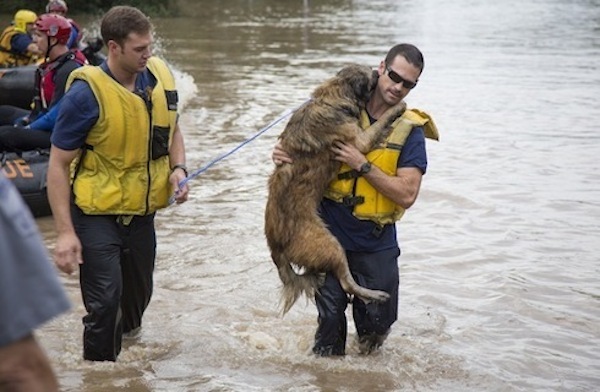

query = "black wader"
[312, 247, 400, 356]
[73, 206, 156, 361]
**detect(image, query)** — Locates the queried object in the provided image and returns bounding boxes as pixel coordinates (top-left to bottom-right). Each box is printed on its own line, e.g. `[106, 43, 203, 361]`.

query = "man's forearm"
[363, 166, 422, 209]
[47, 150, 76, 235]
[169, 124, 186, 167]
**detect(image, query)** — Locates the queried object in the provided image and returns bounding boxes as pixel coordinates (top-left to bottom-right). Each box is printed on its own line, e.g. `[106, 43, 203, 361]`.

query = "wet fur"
[265, 64, 406, 314]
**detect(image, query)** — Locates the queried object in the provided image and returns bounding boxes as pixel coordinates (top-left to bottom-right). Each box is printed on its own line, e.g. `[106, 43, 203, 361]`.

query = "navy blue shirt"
[52, 62, 154, 150]
[10, 33, 32, 54]
[319, 125, 427, 253]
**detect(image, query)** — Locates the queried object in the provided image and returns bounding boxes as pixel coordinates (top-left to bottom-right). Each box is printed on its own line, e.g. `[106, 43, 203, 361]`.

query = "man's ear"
[106, 40, 118, 52]
[377, 60, 386, 76]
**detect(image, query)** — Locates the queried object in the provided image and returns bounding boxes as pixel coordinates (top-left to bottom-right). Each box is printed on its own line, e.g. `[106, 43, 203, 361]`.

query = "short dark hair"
[385, 43, 424, 74]
[100, 6, 152, 47]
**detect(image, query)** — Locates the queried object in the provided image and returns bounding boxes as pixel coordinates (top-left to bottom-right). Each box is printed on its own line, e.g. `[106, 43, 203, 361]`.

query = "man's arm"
[47, 146, 83, 274]
[11, 34, 40, 55]
[331, 141, 423, 209]
[26, 42, 40, 55]
[361, 165, 422, 209]
[273, 134, 424, 208]
[168, 123, 189, 204]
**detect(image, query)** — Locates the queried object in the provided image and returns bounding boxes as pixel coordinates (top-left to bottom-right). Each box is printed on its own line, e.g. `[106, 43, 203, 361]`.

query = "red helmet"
[35, 14, 72, 45]
[46, 0, 68, 14]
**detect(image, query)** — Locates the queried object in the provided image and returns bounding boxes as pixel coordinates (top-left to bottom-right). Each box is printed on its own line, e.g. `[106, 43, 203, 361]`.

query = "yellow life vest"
[68, 56, 178, 215]
[0, 26, 37, 67]
[323, 108, 439, 225]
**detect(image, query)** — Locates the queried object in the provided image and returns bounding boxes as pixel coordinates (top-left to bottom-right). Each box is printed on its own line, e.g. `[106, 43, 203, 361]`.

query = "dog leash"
[169, 99, 310, 204]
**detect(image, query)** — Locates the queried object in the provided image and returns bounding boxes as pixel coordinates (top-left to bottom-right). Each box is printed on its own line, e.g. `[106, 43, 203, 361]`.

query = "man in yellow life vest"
[47, 6, 189, 362]
[273, 43, 439, 356]
[0, 10, 42, 67]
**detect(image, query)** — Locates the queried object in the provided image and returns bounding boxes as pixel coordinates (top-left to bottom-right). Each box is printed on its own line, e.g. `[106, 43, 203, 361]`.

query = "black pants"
[0, 106, 49, 152]
[72, 206, 157, 361]
[312, 247, 400, 356]
[0, 105, 28, 126]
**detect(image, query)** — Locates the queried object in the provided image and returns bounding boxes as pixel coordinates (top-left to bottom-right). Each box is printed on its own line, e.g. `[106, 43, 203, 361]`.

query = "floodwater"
[5, 0, 600, 390]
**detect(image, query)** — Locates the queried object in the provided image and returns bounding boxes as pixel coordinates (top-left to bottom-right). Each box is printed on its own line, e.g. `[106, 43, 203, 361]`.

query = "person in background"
[0, 171, 70, 392]
[0, 9, 41, 67]
[48, 5, 189, 362]
[45, 0, 106, 66]
[46, 0, 82, 50]
[0, 14, 87, 152]
[272, 43, 439, 356]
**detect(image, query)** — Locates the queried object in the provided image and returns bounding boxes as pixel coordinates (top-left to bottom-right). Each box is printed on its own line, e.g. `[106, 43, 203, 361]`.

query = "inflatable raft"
[1, 149, 51, 217]
[0, 65, 37, 110]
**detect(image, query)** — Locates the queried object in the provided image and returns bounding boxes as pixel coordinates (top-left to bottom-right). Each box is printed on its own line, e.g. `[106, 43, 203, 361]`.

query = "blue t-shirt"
[10, 33, 32, 54]
[0, 173, 70, 347]
[51, 62, 154, 150]
[319, 125, 427, 253]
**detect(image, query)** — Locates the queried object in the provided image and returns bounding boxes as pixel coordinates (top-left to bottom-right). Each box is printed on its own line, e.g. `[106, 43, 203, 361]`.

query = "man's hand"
[169, 170, 189, 204]
[331, 141, 368, 171]
[272, 140, 293, 166]
[169, 170, 190, 204]
[54, 232, 83, 275]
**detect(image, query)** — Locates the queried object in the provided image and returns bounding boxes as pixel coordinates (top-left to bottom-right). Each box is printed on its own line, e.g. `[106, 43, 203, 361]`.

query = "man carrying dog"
[273, 43, 438, 356]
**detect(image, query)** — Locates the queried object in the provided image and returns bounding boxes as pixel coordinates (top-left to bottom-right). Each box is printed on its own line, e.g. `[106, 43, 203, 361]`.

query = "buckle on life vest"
[337, 170, 360, 180]
[342, 195, 364, 206]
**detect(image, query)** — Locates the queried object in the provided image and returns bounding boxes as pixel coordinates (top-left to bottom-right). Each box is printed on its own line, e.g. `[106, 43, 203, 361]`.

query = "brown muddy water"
[2, 0, 599, 390]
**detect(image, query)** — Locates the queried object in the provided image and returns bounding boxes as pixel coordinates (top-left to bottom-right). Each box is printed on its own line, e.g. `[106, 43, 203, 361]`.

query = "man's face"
[32, 30, 49, 53]
[113, 31, 153, 74]
[376, 55, 421, 106]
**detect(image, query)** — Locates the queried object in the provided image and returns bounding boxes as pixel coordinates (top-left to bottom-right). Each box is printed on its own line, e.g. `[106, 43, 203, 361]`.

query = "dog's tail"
[277, 260, 321, 315]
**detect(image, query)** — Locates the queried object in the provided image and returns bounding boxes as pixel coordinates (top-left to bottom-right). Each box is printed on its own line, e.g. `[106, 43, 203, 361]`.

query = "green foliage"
[2, 0, 179, 16]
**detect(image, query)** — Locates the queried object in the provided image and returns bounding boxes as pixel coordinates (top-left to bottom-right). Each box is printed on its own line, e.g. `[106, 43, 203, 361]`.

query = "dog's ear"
[370, 69, 379, 91]
[371, 69, 379, 85]
[351, 66, 374, 104]
[334, 64, 374, 104]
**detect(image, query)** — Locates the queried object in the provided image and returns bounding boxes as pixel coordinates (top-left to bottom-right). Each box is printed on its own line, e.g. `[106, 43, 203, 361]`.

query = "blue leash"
[169, 99, 309, 204]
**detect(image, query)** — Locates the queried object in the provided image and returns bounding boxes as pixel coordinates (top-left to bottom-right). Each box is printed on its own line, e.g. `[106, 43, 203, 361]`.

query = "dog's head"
[335, 64, 379, 107]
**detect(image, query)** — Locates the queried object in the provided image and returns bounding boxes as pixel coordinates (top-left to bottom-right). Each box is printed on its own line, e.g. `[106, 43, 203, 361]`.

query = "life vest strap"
[342, 195, 364, 206]
[337, 170, 361, 180]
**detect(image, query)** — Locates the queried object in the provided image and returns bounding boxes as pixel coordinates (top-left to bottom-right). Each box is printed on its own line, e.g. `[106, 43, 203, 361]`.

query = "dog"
[264, 64, 406, 314]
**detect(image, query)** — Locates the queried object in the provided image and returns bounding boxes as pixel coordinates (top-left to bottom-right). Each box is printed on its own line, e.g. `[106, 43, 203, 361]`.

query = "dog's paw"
[391, 101, 407, 118]
[372, 290, 391, 303]
[379, 101, 406, 125]
[357, 288, 390, 304]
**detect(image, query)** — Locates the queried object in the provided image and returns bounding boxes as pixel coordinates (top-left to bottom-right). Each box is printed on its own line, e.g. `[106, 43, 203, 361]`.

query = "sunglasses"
[385, 66, 417, 90]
